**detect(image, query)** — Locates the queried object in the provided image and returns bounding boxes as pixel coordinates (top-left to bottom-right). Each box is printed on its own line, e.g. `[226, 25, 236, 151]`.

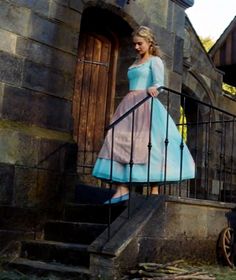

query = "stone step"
[7, 258, 90, 279]
[75, 183, 116, 204]
[21, 240, 89, 266]
[44, 220, 107, 244]
[0, 229, 34, 251]
[64, 203, 126, 224]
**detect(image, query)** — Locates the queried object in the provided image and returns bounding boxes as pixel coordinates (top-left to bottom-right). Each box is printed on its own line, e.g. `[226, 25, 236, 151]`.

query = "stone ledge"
[0, 119, 73, 142]
[166, 195, 236, 209]
[89, 194, 235, 279]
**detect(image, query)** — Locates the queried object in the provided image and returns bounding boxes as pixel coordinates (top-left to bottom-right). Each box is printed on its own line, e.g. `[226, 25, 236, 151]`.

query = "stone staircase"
[3, 191, 127, 279]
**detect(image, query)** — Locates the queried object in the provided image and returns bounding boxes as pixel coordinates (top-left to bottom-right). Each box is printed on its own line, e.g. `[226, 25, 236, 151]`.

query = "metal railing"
[104, 86, 236, 206]
[74, 86, 236, 240]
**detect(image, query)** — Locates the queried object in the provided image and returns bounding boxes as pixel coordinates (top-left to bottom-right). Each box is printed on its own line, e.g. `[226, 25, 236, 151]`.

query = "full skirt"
[92, 90, 195, 183]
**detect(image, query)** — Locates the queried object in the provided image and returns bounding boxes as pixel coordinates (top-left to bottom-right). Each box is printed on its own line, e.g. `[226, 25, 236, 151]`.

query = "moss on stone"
[0, 119, 73, 142]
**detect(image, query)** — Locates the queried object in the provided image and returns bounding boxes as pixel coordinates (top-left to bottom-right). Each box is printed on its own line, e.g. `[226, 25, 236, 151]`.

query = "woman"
[92, 26, 195, 203]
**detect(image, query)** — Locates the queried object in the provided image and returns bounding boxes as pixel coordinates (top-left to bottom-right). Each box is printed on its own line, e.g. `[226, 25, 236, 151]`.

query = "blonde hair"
[132, 26, 161, 57]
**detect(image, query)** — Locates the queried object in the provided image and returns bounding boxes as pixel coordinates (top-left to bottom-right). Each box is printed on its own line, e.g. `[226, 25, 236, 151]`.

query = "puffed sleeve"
[150, 56, 164, 88]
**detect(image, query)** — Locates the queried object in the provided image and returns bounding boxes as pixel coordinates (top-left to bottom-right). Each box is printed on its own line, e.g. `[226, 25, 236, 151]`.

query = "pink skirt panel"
[98, 90, 150, 164]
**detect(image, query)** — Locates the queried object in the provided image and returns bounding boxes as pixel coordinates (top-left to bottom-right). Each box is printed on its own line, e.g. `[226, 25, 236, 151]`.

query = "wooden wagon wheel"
[218, 227, 234, 267]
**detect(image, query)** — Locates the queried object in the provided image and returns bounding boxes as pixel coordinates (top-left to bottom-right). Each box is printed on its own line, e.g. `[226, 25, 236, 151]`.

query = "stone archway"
[182, 70, 221, 199]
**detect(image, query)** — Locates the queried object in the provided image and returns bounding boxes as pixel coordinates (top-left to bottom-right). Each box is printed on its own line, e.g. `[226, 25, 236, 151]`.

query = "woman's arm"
[147, 56, 164, 97]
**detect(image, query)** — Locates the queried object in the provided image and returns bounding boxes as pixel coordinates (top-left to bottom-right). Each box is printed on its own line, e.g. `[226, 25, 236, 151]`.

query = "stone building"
[1, 0, 236, 278]
[0, 0, 235, 209]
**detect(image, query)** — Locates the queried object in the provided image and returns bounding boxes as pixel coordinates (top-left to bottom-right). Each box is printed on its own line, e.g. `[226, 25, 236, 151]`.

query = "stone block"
[13, 166, 64, 208]
[27, 13, 79, 54]
[0, 29, 17, 54]
[0, 1, 30, 36]
[157, 29, 175, 59]
[139, 237, 217, 264]
[13, 166, 38, 207]
[0, 128, 39, 166]
[125, 2, 148, 26]
[49, 1, 81, 31]
[9, 0, 49, 17]
[125, 0, 168, 29]
[173, 36, 184, 74]
[22, 60, 74, 100]
[53, 0, 69, 6]
[0, 51, 23, 86]
[167, 1, 185, 38]
[1, 84, 73, 131]
[16, 37, 77, 75]
[0, 163, 14, 204]
[37, 139, 64, 171]
[69, 0, 84, 12]
[166, 70, 182, 92]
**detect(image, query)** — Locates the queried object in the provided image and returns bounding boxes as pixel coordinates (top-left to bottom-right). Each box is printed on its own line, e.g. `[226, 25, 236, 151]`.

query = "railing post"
[147, 98, 154, 197]
[107, 127, 115, 240]
[229, 118, 235, 202]
[204, 108, 212, 199]
[178, 96, 186, 197]
[163, 90, 170, 194]
[218, 114, 225, 202]
[193, 105, 200, 198]
[128, 111, 135, 219]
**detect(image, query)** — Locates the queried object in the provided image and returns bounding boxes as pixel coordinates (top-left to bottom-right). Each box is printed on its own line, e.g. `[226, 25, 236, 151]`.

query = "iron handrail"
[106, 86, 236, 132]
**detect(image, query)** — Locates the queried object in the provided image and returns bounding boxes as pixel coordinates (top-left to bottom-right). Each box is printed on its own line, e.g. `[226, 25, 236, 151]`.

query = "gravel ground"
[201, 265, 236, 280]
[1, 265, 236, 279]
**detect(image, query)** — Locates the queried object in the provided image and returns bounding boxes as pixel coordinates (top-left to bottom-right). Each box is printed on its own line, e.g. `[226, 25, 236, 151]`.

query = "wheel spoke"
[218, 227, 234, 267]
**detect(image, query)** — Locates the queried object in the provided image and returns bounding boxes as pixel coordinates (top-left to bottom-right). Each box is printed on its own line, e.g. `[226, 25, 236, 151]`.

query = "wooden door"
[73, 32, 115, 181]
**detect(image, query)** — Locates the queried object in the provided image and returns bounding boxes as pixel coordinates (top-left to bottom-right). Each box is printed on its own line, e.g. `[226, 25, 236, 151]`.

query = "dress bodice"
[127, 56, 164, 91]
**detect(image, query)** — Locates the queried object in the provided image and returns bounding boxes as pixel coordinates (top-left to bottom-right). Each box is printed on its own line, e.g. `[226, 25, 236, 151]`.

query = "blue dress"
[92, 56, 195, 183]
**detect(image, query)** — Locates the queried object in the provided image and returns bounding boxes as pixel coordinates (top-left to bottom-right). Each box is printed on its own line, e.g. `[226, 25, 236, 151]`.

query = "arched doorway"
[72, 7, 133, 184]
[182, 77, 216, 200]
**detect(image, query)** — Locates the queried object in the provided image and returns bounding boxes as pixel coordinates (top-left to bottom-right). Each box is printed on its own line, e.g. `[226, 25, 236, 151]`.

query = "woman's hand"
[147, 86, 159, 97]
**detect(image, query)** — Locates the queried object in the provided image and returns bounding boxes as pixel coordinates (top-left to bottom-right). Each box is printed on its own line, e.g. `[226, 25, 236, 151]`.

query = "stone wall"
[0, 0, 190, 209]
[183, 17, 236, 198]
[0, 0, 235, 209]
[0, 0, 82, 208]
[89, 195, 235, 279]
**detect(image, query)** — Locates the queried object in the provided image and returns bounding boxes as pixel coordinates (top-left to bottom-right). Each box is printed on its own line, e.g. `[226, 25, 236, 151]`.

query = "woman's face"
[133, 35, 150, 56]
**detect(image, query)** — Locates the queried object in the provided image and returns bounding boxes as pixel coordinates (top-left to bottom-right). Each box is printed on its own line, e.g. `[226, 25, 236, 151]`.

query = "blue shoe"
[104, 193, 129, 204]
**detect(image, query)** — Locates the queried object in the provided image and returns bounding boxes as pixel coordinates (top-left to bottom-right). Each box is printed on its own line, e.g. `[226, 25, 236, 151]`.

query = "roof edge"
[171, 0, 194, 9]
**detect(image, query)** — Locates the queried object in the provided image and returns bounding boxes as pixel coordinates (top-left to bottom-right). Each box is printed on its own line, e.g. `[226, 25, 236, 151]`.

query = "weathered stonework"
[0, 51, 23, 86]
[0, 29, 17, 54]
[27, 13, 79, 54]
[0, 1, 31, 36]
[0, 0, 235, 213]
[8, 0, 50, 17]
[89, 195, 233, 279]
[22, 60, 74, 99]
[1, 84, 73, 131]
[49, 1, 81, 30]
[16, 37, 77, 75]
[0, 163, 14, 204]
